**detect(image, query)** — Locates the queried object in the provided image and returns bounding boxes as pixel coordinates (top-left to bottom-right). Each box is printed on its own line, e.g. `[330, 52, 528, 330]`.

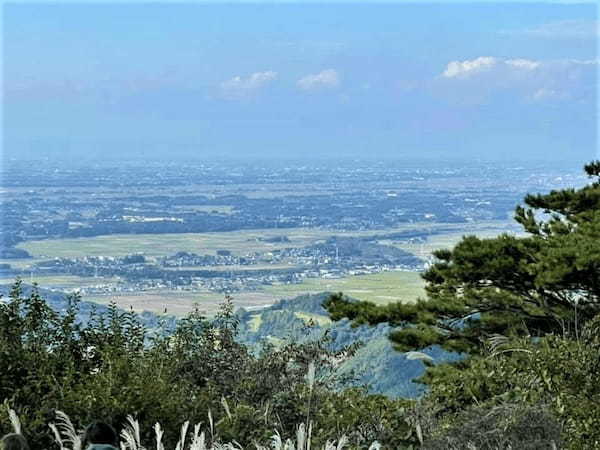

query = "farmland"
[264, 270, 425, 305]
[16, 221, 514, 260]
[2, 158, 572, 317]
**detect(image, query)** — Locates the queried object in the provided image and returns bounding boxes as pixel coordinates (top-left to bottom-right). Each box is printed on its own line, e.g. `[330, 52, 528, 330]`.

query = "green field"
[264, 270, 425, 305]
[0, 258, 47, 270]
[0, 275, 120, 290]
[16, 221, 515, 260]
[17, 228, 333, 259]
[384, 227, 524, 260]
[10, 221, 518, 315]
[84, 289, 278, 317]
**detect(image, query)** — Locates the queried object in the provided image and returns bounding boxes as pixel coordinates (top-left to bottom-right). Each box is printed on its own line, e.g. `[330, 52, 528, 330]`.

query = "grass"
[0, 275, 120, 290]
[25, 269, 427, 316]
[16, 221, 515, 260]
[264, 270, 425, 305]
[294, 312, 332, 326]
[85, 289, 278, 317]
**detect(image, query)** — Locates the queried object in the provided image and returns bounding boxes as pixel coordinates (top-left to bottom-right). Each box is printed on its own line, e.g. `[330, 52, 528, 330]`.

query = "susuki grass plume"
[49, 410, 82, 450]
[120, 415, 145, 450]
[8, 405, 378, 450]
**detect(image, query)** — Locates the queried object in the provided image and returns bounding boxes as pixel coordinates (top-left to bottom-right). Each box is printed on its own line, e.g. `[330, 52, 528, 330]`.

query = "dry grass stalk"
[50, 410, 82, 450]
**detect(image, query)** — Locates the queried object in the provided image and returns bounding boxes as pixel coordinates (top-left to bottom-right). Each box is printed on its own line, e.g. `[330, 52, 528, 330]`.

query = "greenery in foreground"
[0, 281, 417, 449]
[326, 161, 600, 449]
[2, 162, 600, 449]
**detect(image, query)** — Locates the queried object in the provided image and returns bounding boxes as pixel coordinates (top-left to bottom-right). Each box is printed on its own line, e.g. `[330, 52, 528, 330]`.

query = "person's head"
[0, 433, 30, 450]
[82, 422, 118, 448]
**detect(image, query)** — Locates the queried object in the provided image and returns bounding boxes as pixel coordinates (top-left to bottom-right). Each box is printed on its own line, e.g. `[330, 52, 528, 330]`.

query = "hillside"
[0, 283, 448, 398]
[236, 292, 455, 398]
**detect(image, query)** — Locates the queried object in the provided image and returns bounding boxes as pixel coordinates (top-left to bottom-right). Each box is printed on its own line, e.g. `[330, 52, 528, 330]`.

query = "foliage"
[324, 161, 600, 448]
[237, 293, 458, 399]
[43, 409, 382, 450]
[325, 161, 600, 355]
[0, 281, 414, 449]
[421, 315, 600, 449]
[423, 403, 561, 450]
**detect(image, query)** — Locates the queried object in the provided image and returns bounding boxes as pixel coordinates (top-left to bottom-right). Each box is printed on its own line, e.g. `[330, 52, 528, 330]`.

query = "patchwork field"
[7, 220, 519, 316]
[264, 270, 426, 305]
[79, 270, 424, 315]
[16, 221, 515, 260]
[17, 228, 332, 259]
[384, 228, 524, 260]
[0, 275, 120, 290]
[84, 290, 277, 316]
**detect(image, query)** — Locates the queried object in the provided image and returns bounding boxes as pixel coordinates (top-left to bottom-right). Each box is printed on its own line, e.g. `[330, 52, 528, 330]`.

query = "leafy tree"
[420, 314, 600, 449]
[0, 280, 414, 449]
[325, 161, 600, 354]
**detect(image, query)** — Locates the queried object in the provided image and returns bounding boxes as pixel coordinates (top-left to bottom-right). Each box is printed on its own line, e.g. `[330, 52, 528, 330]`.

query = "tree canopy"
[0, 281, 414, 449]
[325, 161, 600, 355]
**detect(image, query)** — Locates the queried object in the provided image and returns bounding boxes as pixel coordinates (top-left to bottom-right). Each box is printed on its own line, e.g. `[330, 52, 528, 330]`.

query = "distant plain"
[2, 221, 519, 315]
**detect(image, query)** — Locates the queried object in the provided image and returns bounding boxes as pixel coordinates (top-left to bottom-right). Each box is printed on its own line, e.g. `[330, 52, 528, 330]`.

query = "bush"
[0, 280, 413, 449]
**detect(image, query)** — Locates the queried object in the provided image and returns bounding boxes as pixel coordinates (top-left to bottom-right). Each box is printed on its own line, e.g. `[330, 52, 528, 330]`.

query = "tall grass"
[3, 408, 380, 450]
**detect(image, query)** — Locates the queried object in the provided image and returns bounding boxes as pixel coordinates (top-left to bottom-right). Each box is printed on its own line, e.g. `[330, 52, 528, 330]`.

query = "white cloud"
[219, 71, 277, 99]
[442, 56, 499, 78]
[297, 69, 340, 91]
[442, 56, 540, 79]
[440, 56, 597, 102]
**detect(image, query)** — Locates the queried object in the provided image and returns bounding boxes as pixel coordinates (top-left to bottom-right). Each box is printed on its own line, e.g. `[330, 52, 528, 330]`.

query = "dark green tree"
[0, 281, 414, 449]
[325, 161, 600, 354]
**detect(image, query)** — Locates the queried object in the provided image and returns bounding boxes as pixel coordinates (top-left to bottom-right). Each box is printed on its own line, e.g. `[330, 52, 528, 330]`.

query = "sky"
[3, 2, 598, 163]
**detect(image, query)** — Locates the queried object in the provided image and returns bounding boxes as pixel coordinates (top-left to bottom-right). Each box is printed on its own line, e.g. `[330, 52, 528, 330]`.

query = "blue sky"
[3, 2, 598, 162]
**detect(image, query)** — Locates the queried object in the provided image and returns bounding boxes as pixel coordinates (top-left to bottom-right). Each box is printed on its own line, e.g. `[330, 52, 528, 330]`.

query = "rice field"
[264, 270, 426, 305]
[13, 269, 426, 316]
[0, 274, 120, 290]
[16, 228, 331, 259]
[384, 227, 524, 260]
[84, 289, 278, 317]
[16, 221, 515, 260]
[9, 221, 518, 315]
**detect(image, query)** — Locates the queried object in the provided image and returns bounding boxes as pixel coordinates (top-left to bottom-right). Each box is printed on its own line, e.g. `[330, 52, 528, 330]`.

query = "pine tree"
[325, 161, 600, 354]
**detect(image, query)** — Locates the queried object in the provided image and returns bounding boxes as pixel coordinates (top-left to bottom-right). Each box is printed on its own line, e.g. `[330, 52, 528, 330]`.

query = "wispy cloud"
[502, 19, 600, 39]
[439, 56, 597, 102]
[219, 71, 278, 99]
[297, 69, 340, 91]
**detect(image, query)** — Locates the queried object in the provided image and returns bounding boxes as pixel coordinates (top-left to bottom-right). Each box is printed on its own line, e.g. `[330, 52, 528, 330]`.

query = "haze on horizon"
[3, 2, 598, 165]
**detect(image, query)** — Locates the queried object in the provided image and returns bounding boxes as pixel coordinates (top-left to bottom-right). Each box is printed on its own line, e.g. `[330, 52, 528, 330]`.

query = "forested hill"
[0, 283, 450, 398]
[235, 292, 455, 398]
